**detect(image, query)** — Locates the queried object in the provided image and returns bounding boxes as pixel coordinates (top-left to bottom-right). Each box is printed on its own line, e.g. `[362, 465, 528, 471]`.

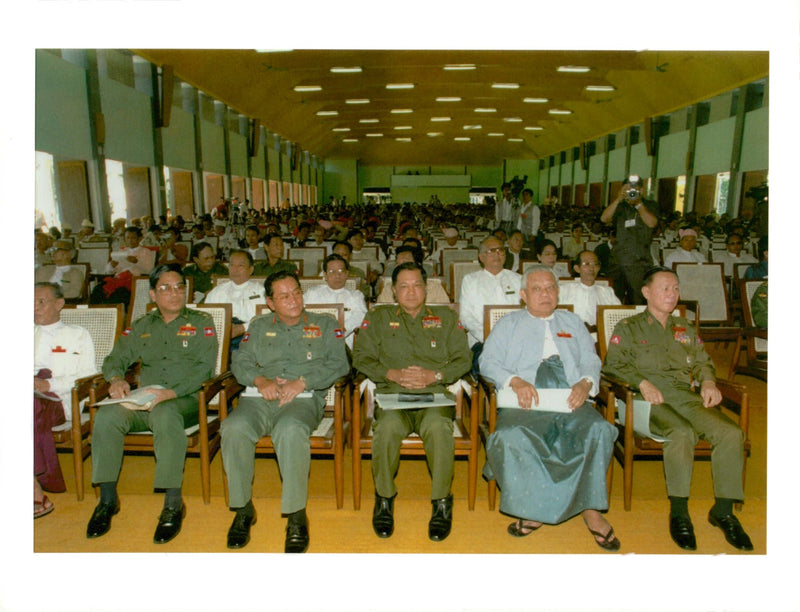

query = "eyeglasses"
[579, 261, 600, 267]
[482, 247, 505, 254]
[155, 283, 186, 293]
[326, 268, 348, 274]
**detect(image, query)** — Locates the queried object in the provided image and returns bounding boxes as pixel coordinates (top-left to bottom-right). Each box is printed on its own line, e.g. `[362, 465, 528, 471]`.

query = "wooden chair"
[350, 303, 480, 511]
[54, 304, 124, 500]
[76, 245, 110, 276]
[288, 247, 326, 279]
[728, 280, 767, 382]
[36, 263, 90, 302]
[88, 303, 232, 504]
[449, 260, 483, 302]
[440, 248, 478, 285]
[127, 276, 194, 326]
[596, 304, 750, 511]
[352, 245, 380, 261]
[672, 263, 742, 345]
[520, 259, 570, 279]
[219, 303, 351, 508]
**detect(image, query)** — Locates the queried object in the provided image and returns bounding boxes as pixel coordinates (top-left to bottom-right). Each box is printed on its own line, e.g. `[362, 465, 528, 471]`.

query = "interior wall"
[99, 76, 154, 167]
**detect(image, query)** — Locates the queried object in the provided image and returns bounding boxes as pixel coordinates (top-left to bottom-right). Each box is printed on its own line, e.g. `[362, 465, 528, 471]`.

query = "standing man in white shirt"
[304, 254, 367, 349]
[495, 182, 520, 234]
[516, 188, 541, 250]
[558, 251, 621, 332]
[458, 236, 522, 372]
[204, 249, 266, 350]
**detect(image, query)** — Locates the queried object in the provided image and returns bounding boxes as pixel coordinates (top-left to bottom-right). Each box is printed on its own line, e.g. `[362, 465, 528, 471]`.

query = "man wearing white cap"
[664, 228, 707, 269]
[430, 226, 463, 276]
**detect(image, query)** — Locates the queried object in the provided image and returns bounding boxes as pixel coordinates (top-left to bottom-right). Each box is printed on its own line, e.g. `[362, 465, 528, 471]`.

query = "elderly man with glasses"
[86, 263, 218, 544]
[558, 250, 621, 333]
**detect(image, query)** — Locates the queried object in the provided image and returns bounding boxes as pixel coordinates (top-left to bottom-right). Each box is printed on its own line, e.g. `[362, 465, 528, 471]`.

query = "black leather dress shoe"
[428, 494, 453, 542]
[227, 508, 257, 549]
[708, 512, 753, 551]
[669, 515, 697, 550]
[153, 503, 186, 544]
[372, 494, 395, 538]
[285, 520, 309, 553]
[86, 500, 120, 539]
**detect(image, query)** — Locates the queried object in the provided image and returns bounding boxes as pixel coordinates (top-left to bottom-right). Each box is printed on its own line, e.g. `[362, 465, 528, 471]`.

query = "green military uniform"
[602, 310, 745, 500]
[750, 281, 767, 328]
[92, 307, 218, 489]
[183, 261, 229, 296]
[351, 304, 471, 499]
[222, 310, 349, 513]
[252, 258, 297, 279]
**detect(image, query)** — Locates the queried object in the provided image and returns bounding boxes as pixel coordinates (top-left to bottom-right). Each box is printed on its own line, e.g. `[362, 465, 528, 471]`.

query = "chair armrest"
[714, 378, 749, 436]
[742, 327, 767, 341]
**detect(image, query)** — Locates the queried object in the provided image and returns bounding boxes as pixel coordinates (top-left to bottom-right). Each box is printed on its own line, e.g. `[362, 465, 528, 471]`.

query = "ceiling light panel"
[436, 97, 461, 102]
[557, 65, 591, 73]
[293, 85, 321, 92]
[330, 66, 362, 73]
[386, 83, 414, 89]
[491, 83, 519, 89]
[443, 64, 476, 70]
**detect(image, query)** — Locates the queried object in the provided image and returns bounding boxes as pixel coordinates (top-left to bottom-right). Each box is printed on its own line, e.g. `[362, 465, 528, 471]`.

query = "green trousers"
[371, 405, 455, 500]
[649, 391, 745, 500]
[221, 395, 323, 514]
[91, 395, 199, 490]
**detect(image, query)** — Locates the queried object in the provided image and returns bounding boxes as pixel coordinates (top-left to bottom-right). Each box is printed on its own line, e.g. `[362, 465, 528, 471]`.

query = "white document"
[95, 385, 166, 411]
[615, 397, 669, 442]
[496, 387, 573, 413]
[375, 393, 456, 410]
[241, 386, 313, 399]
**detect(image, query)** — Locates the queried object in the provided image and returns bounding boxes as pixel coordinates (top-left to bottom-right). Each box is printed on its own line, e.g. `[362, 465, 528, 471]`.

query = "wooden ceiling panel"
[132, 49, 768, 166]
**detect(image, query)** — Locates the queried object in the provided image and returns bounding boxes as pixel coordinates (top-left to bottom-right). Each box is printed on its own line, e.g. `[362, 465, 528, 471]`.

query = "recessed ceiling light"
[386, 83, 414, 89]
[463, 125, 482, 130]
[492, 83, 519, 89]
[394, 125, 412, 130]
[330, 66, 362, 73]
[557, 65, 591, 73]
[391, 109, 413, 114]
[346, 99, 370, 104]
[444, 64, 476, 70]
[359, 118, 379, 123]
[503, 117, 523, 122]
[332, 127, 350, 132]
[508, 138, 524, 142]
[427, 132, 443, 137]
[255, 49, 293, 53]
[395, 137, 412, 142]
[488, 133, 504, 137]
[523, 97, 549, 103]
[430, 117, 451, 122]
[293, 85, 321, 92]
[585, 85, 616, 92]
[548, 109, 573, 115]
[524, 126, 544, 131]
[342, 138, 359, 142]
[366, 133, 383, 137]
[316, 110, 338, 116]
[454, 137, 471, 141]
[436, 97, 461, 102]
[474, 108, 497, 113]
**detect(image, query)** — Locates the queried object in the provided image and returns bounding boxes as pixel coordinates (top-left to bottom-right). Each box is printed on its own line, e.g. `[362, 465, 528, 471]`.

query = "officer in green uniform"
[183, 241, 229, 298]
[253, 234, 298, 278]
[221, 270, 349, 552]
[87, 263, 218, 544]
[352, 262, 471, 542]
[750, 281, 767, 328]
[603, 266, 752, 551]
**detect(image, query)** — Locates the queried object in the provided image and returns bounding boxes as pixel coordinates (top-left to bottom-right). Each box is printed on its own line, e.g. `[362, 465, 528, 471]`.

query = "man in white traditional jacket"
[304, 253, 367, 349]
[558, 250, 621, 331]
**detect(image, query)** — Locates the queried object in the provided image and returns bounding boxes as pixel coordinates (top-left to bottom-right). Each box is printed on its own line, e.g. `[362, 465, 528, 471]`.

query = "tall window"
[105, 159, 128, 221]
[35, 151, 59, 230]
[714, 171, 731, 216]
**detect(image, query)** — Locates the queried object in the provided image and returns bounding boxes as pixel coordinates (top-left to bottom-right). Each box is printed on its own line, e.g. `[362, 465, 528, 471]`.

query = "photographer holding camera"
[600, 176, 659, 304]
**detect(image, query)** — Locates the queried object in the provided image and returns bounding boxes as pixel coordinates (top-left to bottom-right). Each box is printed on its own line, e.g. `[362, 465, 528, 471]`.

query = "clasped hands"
[639, 379, 721, 408]
[386, 366, 436, 390]
[509, 376, 591, 411]
[254, 375, 306, 406]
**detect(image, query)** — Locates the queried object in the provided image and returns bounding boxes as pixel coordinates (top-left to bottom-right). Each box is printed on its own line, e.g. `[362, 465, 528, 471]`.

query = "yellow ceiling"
[132, 49, 768, 166]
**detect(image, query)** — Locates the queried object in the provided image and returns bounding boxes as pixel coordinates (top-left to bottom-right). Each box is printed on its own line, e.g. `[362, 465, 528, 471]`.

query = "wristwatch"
[434, 371, 443, 382]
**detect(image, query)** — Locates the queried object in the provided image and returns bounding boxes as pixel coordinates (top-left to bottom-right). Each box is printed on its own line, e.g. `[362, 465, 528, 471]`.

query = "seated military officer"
[87, 263, 218, 544]
[221, 270, 349, 552]
[602, 266, 752, 552]
[351, 262, 472, 542]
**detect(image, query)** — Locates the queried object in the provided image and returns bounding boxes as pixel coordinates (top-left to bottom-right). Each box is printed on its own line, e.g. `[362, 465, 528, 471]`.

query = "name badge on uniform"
[265, 332, 276, 337]
[140, 333, 150, 338]
[302, 326, 322, 339]
[389, 321, 400, 329]
[625, 218, 636, 228]
[422, 316, 442, 329]
[556, 331, 572, 338]
[51, 346, 67, 353]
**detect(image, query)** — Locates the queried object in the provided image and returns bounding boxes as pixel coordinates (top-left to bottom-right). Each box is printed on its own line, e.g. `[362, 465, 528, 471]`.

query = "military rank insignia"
[204, 327, 215, 337]
[334, 328, 344, 339]
[389, 321, 400, 329]
[671, 325, 690, 345]
[177, 325, 197, 337]
[302, 325, 322, 339]
[422, 316, 442, 329]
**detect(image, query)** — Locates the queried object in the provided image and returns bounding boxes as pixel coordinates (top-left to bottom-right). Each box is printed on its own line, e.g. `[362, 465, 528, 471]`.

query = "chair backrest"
[256, 302, 344, 328]
[483, 304, 524, 340]
[441, 247, 478, 283]
[76, 246, 110, 275]
[520, 260, 570, 279]
[128, 276, 194, 326]
[597, 304, 686, 361]
[352, 245, 379, 260]
[673, 262, 730, 324]
[434, 238, 468, 252]
[450, 261, 483, 301]
[739, 280, 767, 354]
[186, 303, 232, 375]
[288, 247, 327, 277]
[37, 263, 90, 300]
[59, 304, 124, 372]
[299, 276, 358, 293]
[285, 259, 304, 276]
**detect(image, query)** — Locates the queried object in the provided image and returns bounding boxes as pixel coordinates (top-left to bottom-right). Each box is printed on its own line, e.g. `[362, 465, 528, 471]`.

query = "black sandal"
[507, 518, 542, 537]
